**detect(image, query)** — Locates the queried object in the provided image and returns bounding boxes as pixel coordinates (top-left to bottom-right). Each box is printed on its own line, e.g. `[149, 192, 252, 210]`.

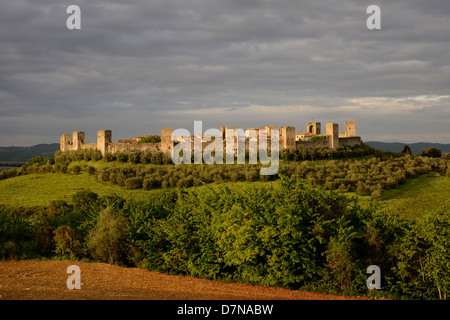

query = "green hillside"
[0, 171, 270, 208]
[1, 157, 449, 300]
[1, 165, 448, 221]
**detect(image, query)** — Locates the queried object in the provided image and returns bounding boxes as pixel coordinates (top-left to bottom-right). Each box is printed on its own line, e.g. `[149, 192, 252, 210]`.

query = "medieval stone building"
[60, 121, 361, 156]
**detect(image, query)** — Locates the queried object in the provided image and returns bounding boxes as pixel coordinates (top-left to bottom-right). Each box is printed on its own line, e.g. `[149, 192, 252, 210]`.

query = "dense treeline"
[280, 143, 383, 161]
[1, 178, 449, 299]
[53, 143, 387, 164]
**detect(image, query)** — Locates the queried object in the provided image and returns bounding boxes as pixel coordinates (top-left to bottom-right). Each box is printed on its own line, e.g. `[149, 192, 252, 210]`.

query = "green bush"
[72, 165, 81, 174]
[0, 168, 18, 181]
[53, 225, 81, 258]
[87, 165, 96, 175]
[87, 206, 129, 264]
[72, 189, 98, 210]
[116, 152, 128, 163]
[26, 156, 48, 166]
[138, 136, 161, 143]
[104, 152, 116, 162]
[125, 177, 143, 190]
[422, 147, 442, 158]
[139, 176, 402, 294]
[389, 208, 450, 299]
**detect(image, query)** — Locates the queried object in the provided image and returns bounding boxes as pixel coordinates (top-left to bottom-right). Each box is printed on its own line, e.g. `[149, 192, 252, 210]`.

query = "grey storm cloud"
[0, 0, 449, 145]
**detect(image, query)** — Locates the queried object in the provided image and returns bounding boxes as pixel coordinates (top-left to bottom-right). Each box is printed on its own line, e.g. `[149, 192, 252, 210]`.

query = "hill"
[365, 141, 450, 155]
[0, 143, 59, 164]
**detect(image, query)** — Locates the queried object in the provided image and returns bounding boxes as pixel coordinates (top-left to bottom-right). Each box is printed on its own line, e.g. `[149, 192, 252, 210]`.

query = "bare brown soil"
[0, 260, 372, 300]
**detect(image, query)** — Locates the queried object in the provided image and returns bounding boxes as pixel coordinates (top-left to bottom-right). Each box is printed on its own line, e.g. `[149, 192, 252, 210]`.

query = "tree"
[87, 206, 129, 264]
[401, 145, 412, 155]
[87, 165, 96, 175]
[72, 165, 81, 174]
[53, 225, 81, 258]
[26, 156, 48, 166]
[310, 135, 327, 141]
[422, 147, 441, 158]
[138, 135, 161, 143]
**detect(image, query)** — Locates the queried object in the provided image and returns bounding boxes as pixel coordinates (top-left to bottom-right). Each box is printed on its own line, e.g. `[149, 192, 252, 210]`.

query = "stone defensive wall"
[60, 129, 174, 156]
[60, 121, 361, 156]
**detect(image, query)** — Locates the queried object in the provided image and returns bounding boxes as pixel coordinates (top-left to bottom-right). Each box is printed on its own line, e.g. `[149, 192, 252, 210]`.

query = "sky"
[0, 0, 449, 146]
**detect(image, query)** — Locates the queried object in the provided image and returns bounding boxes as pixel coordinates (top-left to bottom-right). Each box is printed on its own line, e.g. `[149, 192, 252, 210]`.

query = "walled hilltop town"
[60, 121, 361, 156]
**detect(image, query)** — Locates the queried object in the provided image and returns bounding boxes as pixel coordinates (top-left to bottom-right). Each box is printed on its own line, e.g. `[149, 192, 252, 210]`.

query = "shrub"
[401, 145, 412, 155]
[72, 165, 81, 175]
[34, 225, 53, 256]
[310, 135, 327, 141]
[87, 165, 96, 175]
[142, 151, 153, 164]
[26, 156, 48, 166]
[128, 150, 142, 164]
[143, 177, 155, 190]
[87, 207, 129, 264]
[371, 187, 382, 198]
[117, 173, 127, 186]
[0, 241, 16, 259]
[245, 169, 258, 182]
[138, 136, 161, 143]
[116, 152, 128, 163]
[125, 177, 143, 190]
[422, 147, 442, 158]
[104, 152, 116, 162]
[53, 225, 81, 258]
[60, 164, 68, 174]
[0, 168, 18, 181]
[45, 200, 70, 216]
[390, 209, 450, 299]
[72, 189, 98, 209]
[42, 163, 53, 173]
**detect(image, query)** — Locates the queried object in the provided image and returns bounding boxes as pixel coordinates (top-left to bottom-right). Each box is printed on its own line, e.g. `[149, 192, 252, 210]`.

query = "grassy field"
[377, 173, 450, 220]
[0, 171, 273, 208]
[0, 172, 155, 207]
[0, 164, 449, 220]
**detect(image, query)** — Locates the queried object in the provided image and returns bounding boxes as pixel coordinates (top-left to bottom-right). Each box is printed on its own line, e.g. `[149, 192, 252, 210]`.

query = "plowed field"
[0, 260, 372, 300]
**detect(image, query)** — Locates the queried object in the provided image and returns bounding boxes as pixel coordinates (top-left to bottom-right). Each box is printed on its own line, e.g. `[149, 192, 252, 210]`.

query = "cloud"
[0, 0, 449, 145]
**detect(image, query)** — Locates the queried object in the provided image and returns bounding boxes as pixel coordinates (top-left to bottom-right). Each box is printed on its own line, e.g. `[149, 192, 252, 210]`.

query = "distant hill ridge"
[365, 141, 450, 155]
[0, 143, 59, 163]
[0, 141, 448, 163]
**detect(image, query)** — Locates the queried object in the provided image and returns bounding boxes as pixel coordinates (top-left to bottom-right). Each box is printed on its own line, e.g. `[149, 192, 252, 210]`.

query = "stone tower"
[72, 131, 85, 150]
[345, 120, 356, 137]
[97, 129, 112, 155]
[60, 133, 71, 152]
[281, 126, 296, 150]
[161, 128, 174, 155]
[307, 122, 321, 135]
[326, 123, 339, 150]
